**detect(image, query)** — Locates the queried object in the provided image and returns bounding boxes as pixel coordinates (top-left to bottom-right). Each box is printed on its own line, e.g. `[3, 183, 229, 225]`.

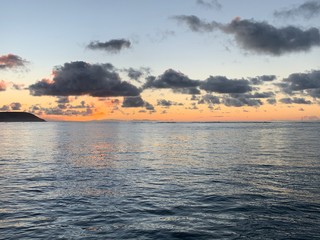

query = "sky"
[1, 0, 320, 121]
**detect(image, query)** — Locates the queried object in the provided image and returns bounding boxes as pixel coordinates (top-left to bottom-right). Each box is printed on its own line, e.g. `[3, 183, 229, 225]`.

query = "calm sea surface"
[0, 122, 319, 239]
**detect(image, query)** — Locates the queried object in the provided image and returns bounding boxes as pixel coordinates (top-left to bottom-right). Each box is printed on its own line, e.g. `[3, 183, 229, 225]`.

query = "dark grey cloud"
[274, 1, 320, 19]
[122, 67, 150, 82]
[157, 99, 183, 108]
[143, 69, 200, 89]
[145, 102, 155, 111]
[173, 16, 320, 55]
[29, 61, 141, 97]
[280, 69, 320, 95]
[230, 92, 275, 99]
[280, 97, 312, 104]
[308, 88, 320, 98]
[198, 94, 220, 104]
[0, 54, 28, 70]
[223, 97, 262, 107]
[173, 15, 221, 32]
[172, 87, 201, 95]
[223, 18, 320, 55]
[200, 76, 252, 93]
[87, 39, 131, 53]
[196, 0, 222, 10]
[121, 96, 155, 111]
[267, 98, 277, 105]
[250, 75, 277, 85]
[122, 96, 145, 108]
[56, 96, 70, 104]
[157, 99, 174, 107]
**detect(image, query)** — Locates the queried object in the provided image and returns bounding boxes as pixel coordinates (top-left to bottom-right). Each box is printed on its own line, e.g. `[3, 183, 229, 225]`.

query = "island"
[0, 112, 46, 122]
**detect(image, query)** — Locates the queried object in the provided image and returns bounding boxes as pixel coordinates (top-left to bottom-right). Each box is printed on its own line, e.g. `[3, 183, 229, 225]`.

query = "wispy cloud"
[196, 0, 222, 10]
[274, 0, 320, 19]
[0, 80, 25, 91]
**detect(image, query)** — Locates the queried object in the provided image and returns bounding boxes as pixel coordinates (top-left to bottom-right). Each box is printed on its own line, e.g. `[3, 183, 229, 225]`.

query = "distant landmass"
[0, 112, 46, 122]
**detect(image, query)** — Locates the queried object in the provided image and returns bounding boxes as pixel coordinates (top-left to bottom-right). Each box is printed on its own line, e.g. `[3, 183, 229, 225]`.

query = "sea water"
[0, 122, 319, 239]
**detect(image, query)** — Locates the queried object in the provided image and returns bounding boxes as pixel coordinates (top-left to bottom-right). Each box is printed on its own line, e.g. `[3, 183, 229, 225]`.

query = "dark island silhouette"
[0, 112, 45, 122]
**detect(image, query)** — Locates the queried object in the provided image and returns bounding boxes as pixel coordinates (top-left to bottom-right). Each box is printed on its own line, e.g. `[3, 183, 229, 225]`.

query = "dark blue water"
[1, 122, 320, 239]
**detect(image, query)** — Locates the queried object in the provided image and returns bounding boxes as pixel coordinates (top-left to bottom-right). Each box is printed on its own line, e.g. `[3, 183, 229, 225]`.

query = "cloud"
[157, 99, 174, 107]
[173, 16, 320, 55]
[121, 96, 155, 111]
[0, 80, 25, 91]
[172, 87, 201, 95]
[87, 39, 131, 53]
[274, 1, 320, 19]
[308, 88, 320, 98]
[56, 96, 70, 104]
[196, 0, 222, 10]
[280, 97, 312, 104]
[198, 94, 220, 104]
[230, 92, 275, 99]
[220, 92, 270, 107]
[143, 69, 200, 89]
[122, 67, 150, 82]
[29, 61, 141, 97]
[173, 15, 221, 32]
[223, 97, 262, 107]
[0, 80, 8, 91]
[200, 76, 252, 93]
[0, 105, 10, 111]
[30, 101, 95, 116]
[222, 18, 320, 55]
[121, 96, 145, 108]
[157, 99, 183, 108]
[0, 54, 28, 70]
[280, 69, 320, 95]
[267, 98, 277, 105]
[250, 75, 277, 85]
[10, 102, 22, 110]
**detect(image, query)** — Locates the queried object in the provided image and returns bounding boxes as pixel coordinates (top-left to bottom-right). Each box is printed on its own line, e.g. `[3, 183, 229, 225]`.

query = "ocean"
[0, 122, 319, 239]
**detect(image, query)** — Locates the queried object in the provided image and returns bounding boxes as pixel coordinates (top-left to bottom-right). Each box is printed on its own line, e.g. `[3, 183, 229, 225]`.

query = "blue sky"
[1, 0, 320, 121]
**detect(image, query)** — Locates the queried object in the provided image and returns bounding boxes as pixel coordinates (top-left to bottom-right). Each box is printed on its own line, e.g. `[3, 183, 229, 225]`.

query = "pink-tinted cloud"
[0, 54, 28, 70]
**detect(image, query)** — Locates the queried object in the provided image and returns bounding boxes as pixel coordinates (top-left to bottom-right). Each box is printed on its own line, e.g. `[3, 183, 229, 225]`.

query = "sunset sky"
[1, 0, 320, 121]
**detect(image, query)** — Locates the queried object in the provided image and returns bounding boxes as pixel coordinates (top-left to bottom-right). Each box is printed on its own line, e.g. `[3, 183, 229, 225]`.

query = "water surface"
[1, 122, 319, 239]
